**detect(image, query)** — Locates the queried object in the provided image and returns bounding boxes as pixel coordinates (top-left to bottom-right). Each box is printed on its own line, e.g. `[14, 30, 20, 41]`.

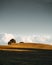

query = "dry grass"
[0, 43, 52, 51]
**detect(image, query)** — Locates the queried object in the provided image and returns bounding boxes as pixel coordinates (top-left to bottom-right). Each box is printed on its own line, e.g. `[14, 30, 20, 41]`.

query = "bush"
[20, 42, 24, 43]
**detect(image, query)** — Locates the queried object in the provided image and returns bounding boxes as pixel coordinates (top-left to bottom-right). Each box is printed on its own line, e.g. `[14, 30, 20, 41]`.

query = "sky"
[0, 0, 52, 45]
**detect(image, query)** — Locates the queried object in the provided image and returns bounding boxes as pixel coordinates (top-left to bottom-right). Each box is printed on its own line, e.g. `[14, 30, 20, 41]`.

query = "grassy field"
[0, 43, 52, 50]
[0, 49, 52, 65]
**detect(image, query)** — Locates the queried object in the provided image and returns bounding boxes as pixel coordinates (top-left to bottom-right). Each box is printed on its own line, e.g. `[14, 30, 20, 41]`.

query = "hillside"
[0, 43, 52, 65]
[0, 43, 52, 51]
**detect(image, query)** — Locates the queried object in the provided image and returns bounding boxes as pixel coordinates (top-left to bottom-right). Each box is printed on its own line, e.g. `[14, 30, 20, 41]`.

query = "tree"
[8, 39, 16, 45]
[8, 41, 11, 45]
[10, 39, 16, 43]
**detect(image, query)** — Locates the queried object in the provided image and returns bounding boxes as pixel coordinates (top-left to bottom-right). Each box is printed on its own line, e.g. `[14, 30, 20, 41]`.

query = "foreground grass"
[0, 49, 52, 65]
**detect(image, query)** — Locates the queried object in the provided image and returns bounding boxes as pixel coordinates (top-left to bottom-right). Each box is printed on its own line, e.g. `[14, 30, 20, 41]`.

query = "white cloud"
[2, 33, 15, 43]
[16, 35, 52, 45]
[21, 36, 32, 42]
[0, 33, 52, 45]
[31, 35, 51, 44]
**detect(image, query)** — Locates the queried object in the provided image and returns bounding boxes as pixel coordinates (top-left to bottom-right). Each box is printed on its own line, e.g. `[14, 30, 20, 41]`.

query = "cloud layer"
[2, 33, 15, 43]
[0, 33, 15, 45]
[0, 33, 52, 45]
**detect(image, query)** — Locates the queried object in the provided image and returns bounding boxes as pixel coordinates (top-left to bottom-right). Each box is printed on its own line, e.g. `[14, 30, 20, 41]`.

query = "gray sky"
[0, 0, 52, 35]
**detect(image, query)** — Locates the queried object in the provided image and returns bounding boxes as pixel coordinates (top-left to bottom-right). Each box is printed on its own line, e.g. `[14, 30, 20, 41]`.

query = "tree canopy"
[8, 39, 16, 45]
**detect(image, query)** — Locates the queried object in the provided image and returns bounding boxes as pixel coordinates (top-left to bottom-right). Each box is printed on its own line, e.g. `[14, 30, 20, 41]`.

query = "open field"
[0, 43, 52, 65]
[0, 49, 52, 65]
[0, 43, 52, 51]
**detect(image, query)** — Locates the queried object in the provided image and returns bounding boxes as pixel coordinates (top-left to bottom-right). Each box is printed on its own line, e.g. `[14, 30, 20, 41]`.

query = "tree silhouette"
[8, 39, 16, 45]
[20, 42, 24, 43]
[10, 39, 16, 43]
[8, 41, 11, 45]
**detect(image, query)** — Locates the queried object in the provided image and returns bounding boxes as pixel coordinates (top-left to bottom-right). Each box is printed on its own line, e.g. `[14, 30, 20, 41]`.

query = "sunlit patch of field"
[0, 48, 33, 52]
[0, 43, 52, 51]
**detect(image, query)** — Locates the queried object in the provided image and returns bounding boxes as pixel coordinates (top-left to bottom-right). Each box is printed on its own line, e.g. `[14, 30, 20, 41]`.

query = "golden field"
[0, 43, 52, 65]
[0, 43, 52, 51]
